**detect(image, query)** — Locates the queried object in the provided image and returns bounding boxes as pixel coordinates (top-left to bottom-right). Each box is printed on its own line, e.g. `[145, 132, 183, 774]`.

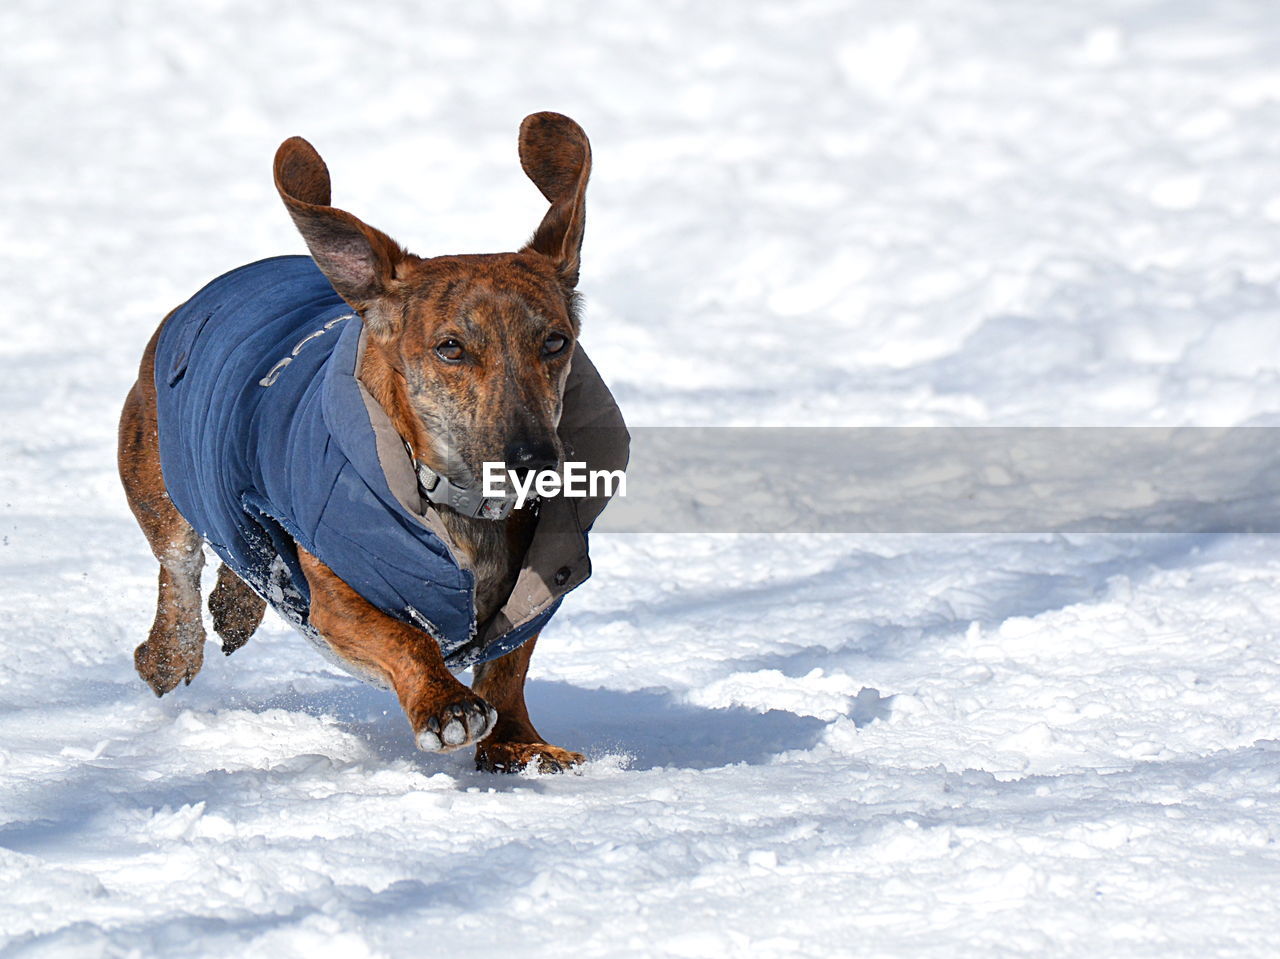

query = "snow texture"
[4, 0, 1280, 956]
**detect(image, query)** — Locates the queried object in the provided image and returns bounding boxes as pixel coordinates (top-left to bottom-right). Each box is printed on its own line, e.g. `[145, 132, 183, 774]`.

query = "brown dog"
[118, 113, 627, 773]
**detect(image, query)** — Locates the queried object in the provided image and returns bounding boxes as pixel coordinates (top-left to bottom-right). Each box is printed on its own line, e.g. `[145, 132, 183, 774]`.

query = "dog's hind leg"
[209, 563, 266, 655]
[134, 537, 206, 695]
[118, 320, 208, 696]
[472, 635, 585, 774]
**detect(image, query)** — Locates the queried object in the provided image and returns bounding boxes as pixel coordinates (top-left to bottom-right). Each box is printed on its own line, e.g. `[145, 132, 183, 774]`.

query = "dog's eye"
[435, 339, 465, 363]
[542, 332, 569, 357]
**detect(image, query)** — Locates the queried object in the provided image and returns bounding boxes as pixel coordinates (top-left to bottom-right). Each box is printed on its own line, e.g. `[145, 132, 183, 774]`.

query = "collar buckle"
[408, 445, 516, 521]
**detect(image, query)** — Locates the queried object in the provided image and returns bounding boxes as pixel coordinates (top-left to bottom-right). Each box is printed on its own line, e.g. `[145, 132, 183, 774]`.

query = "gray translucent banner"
[578, 427, 1280, 533]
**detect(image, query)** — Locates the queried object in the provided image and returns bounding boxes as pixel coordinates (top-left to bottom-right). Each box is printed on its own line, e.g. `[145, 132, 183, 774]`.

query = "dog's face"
[272, 113, 590, 486]
[384, 252, 578, 479]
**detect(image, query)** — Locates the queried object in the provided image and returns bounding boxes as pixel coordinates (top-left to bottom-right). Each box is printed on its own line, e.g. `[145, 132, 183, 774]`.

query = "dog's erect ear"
[518, 113, 591, 291]
[274, 137, 405, 330]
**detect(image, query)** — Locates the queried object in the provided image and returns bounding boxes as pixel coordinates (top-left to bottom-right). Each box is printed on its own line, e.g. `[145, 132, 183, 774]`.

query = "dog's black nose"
[505, 440, 559, 474]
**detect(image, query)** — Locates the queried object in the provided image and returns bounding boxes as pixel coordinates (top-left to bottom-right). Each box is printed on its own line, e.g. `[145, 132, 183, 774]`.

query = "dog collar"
[408, 446, 517, 521]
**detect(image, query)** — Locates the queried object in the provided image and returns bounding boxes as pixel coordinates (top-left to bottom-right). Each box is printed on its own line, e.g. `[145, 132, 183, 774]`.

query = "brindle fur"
[118, 113, 593, 772]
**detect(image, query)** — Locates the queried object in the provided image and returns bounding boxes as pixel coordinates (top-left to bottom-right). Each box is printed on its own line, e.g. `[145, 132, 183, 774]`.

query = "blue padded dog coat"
[154, 255, 627, 674]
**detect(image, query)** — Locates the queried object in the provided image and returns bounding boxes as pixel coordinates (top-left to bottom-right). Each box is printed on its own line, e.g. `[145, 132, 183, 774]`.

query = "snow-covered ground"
[4, 0, 1280, 955]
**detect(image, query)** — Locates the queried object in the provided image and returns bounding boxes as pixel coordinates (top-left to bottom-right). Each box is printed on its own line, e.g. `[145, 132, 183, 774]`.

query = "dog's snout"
[505, 439, 559, 476]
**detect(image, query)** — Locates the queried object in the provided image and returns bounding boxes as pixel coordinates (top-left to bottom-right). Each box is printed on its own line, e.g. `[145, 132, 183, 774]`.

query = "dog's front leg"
[296, 546, 497, 752]
[472, 636, 585, 774]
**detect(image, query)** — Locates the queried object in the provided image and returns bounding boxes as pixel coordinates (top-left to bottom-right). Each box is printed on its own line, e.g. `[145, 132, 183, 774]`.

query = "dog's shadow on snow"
[521, 678, 877, 770]
[240, 676, 858, 772]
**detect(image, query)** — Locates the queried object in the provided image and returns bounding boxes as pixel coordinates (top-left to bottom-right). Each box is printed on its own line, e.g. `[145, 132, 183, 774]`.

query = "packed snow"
[4, 0, 1280, 956]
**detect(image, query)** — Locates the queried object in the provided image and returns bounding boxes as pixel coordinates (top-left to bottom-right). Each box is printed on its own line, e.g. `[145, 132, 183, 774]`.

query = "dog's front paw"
[413, 694, 498, 753]
[475, 741, 585, 774]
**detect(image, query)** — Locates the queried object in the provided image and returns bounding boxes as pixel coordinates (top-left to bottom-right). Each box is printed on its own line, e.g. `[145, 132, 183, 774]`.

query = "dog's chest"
[439, 508, 537, 629]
